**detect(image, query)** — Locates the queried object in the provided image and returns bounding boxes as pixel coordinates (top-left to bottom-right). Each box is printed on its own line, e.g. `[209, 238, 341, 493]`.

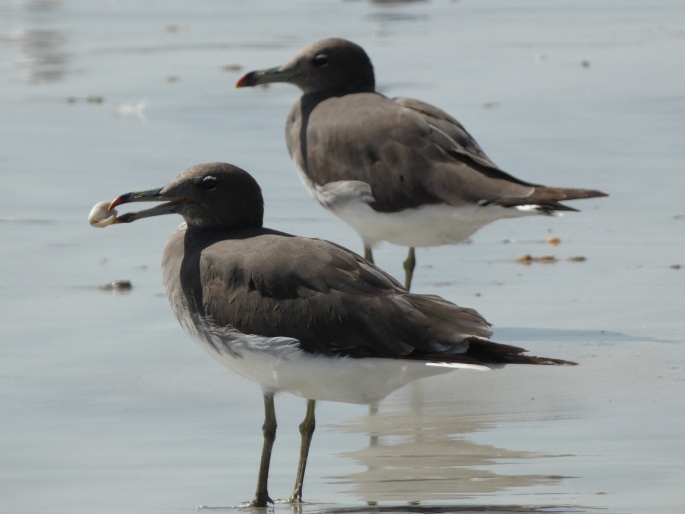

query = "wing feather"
[195, 229, 491, 358]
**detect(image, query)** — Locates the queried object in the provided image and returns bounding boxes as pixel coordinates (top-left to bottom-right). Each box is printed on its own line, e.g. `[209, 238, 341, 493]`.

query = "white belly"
[188, 321, 489, 405]
[333, 200, 532, 248]
[292, 166, 536, 248]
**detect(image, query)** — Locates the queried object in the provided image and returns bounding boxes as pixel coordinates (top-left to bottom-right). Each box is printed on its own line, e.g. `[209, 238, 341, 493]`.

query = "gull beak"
[235, 66, 296, 88]
[107, 188, 189, 224]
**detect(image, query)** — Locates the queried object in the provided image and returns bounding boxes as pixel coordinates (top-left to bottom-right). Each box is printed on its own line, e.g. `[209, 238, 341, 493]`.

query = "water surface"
[1, 1, 684, 513]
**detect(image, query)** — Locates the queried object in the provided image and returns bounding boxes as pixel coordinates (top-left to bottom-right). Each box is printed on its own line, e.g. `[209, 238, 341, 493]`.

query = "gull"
[236, 38, 607, 289]
[96, 162, 575, 506]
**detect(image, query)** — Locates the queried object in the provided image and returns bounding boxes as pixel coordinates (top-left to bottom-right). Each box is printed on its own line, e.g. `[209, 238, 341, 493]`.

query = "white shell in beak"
[88, 201, 118, 228]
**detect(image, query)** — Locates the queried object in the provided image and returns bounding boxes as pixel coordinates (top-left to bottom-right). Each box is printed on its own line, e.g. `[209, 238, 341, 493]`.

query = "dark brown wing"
[195, 229, 489, 358]
[164, 227, 573, 366]
[287, 92, 605, 213]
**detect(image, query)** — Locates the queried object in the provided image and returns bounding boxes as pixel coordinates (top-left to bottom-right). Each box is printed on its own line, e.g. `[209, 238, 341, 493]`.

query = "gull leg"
[252, 394, 277, 507]
[369, 402, 379, 447]
[403, 247, 416, 290]
[363, 244, 374, 264]
[288, 399, 316, 503]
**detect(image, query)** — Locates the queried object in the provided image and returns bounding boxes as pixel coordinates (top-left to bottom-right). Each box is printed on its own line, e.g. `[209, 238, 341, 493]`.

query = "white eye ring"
[313, 53, 328, 66]
[89, 201, 118, 228]
[200, 175, 218, 189]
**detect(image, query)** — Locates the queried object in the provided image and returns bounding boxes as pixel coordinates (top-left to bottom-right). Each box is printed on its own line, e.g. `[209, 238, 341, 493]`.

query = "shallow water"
[1, 1, 684, 513]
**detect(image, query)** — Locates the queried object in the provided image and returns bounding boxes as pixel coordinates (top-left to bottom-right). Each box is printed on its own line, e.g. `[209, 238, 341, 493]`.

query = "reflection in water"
[345, 0, 432, 47]
[344, 0, 428, 4]
[4, 0, 69, 84]
[321, 504, 579, 514]
[329, 385, 570, 506]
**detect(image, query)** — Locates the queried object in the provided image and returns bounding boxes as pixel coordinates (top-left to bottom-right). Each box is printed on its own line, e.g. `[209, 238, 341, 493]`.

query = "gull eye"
[199, 175, 218, 190]
[312, 53, 329, 66]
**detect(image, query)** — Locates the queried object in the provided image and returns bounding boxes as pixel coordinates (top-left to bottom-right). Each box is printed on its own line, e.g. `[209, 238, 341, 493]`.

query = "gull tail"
[420, 337, 577, 367]
[496, 186, 608, 214]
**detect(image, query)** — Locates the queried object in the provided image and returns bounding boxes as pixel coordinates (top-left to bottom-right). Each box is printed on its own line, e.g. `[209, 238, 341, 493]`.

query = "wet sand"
[1, 1, 684, 513]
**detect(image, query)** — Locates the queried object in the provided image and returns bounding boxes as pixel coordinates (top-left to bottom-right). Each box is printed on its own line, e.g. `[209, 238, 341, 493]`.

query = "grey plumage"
[105, 162, 575, 506]
[237, 38, 607, 288]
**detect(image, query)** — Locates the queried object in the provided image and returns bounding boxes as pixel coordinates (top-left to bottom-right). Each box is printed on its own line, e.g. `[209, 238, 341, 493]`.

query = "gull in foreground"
[237, 38, 607, 289]
[92, 162, 575, 506]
